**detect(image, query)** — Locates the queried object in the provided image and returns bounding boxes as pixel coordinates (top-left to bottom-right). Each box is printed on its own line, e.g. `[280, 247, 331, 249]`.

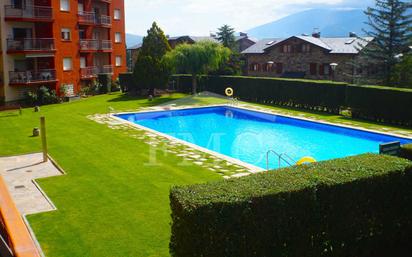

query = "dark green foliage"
[361, 0, 412, 85]
[173, 75, 412, 126]
[170, 154, 412, 257]
[132, 22, 171, 94]
[119, 73, 134, 92]
[392, 52, 412, 88]
[401, 144, 412, 160]
[25, 86, 60, 106]
[216, 24, 236, 49]
[98, 74, 111, 94]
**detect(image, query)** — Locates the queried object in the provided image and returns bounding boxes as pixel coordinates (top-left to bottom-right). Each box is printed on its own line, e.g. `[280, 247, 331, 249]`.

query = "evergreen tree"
[132, 22, 171, 95]
[216, 25, 236, 49]
[361, 0, 412, 85]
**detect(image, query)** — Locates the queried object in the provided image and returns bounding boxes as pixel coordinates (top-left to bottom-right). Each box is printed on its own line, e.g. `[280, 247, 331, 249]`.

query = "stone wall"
[244, 38, 361, 83]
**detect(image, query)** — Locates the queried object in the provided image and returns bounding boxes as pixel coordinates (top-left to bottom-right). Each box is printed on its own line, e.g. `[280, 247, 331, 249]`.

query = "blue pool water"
[116, 106, 412, 169]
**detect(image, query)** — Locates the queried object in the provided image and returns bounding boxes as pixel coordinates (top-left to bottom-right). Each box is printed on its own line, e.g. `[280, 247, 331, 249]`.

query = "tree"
[392, 50, 412, 87]
[165, 41, 231, 94]
[133, 22, 171, 95]
[216, 25, 236, 49]
[361, 0, 412, 85]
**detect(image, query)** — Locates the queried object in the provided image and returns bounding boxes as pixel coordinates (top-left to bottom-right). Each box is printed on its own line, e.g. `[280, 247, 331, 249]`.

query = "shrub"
[25, 86, 60, 106]
[119, 73, 134, 93]
[401, 144, 412, 161]
[98, 74, 111, 94]
[170, 154, 412, 257]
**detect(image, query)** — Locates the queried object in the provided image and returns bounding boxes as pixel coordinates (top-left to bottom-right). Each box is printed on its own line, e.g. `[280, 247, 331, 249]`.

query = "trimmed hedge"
[172, 75, 412, 126]
[401, 144, 412, 161]
[170, 154, 412, 257]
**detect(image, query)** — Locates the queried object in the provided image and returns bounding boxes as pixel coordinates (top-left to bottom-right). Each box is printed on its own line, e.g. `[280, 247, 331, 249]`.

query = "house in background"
[127, 35, 218, 71]
[0, 0, 127, 103]
[242, 32, 374, 83]
[235, 32, 257, 53]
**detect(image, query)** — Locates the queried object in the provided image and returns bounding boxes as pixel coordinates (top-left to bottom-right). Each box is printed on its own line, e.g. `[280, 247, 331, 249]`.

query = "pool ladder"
[266, 150, 295, 170]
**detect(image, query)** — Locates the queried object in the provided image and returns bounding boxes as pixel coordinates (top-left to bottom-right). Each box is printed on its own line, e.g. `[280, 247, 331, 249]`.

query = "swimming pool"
[116, 106, 412, 170]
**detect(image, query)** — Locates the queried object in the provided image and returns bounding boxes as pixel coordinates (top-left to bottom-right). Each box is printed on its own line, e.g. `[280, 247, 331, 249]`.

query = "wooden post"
[40, 117, 48, 162]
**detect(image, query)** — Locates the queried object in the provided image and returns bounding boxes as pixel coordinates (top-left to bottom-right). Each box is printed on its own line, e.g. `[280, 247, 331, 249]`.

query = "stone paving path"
[0, 153, 63, 215]
[88, 111, 255, 178]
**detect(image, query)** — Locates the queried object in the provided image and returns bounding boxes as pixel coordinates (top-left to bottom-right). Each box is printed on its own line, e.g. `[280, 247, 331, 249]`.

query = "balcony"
[80, 66, 98, 79]
[80, 65, 113, 79]
[7, 38, 55, 53]
[78, 11, 111, 27]
[5, 5, 53, 22]
[9, 69, 57, 86]
[80, 39, 112, 52]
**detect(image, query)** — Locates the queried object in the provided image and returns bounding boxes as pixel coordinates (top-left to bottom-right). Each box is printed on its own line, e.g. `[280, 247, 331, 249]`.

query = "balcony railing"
[7, 38, 55, 52]
[80, 65, 114, 79]
[80, 39, 113, 51]
[5, 5, 52, 20]
[80, 66, 98, 78]
[101, 40, 112, 50]
[101, 65, 114, 74]
[9, 69, 56, 84]
[78, 11, 111, 26]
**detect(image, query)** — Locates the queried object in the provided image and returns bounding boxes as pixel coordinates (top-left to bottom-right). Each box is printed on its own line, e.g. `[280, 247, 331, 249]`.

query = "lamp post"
[330, 63, 338, 81]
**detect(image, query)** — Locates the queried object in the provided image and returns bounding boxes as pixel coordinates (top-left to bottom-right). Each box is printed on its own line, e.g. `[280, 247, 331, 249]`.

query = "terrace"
[79, 39, 112, 52]
[7, 38, 55, 53]
[78, 11, 112, 27]
[80, 65, 114, 79]
[4, 5, 53, 22]
[9, 69, 57, 86]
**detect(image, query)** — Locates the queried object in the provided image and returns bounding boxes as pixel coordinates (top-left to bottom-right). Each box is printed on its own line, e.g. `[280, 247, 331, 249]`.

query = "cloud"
[125, 0, 374, 36]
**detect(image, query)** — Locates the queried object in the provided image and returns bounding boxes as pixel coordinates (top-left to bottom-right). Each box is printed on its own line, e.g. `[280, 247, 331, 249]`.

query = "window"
[80, 57, 86, 69]
[115, 56, 122, 67]
[60, 0, 70, 11]
[323, 64, 330, 75]
[249, 63, 260, 72]
[302, 44, 311, 53]
[264, 63, 274, 72]
[283, 45, 292, 53]
[115, 32, 122, 43]
[61, 28, 71, 41]
[63, 57, 72, 71]
[310, 63, 317, 75]
[114, 9, 121, 20]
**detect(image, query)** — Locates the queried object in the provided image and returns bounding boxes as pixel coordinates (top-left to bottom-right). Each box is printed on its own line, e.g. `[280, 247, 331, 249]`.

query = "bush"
[119, 73, 134, 93]
[25, 86, 60, 106]
[98, 74, 111, 94]
[170, 154, 412, 257]
[172, 75, 412, 126]
[401, 144, 412, 161]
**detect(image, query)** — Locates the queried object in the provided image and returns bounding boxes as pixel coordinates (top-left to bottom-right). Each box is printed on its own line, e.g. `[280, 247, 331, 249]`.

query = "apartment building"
[0, 0, 127, 103]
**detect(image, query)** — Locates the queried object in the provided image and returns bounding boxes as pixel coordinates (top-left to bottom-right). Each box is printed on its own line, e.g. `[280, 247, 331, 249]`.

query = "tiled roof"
[241, 38, 283, 54]
[242, 36, 374, 55]
[128, 43, 142, 50]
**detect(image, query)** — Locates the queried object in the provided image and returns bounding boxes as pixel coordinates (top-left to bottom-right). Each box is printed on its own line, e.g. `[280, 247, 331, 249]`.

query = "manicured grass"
[0, 93, 221, 257]
[1, 92, 411, 257]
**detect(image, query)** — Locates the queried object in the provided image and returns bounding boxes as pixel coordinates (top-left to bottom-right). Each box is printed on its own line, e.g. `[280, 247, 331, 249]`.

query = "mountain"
[247, 8, 370, 39]
[126, 33, 143, 48]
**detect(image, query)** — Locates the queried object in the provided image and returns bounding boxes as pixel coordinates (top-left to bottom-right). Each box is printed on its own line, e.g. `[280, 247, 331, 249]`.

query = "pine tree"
[132, 22, 171, 95]
[361, 0, 412, 85]
[216, 25, 236, 49]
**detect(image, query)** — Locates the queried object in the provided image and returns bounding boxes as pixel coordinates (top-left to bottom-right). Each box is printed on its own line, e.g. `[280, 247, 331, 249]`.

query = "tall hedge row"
[172, 75, 412, 126]
[170, 154, 412, 257]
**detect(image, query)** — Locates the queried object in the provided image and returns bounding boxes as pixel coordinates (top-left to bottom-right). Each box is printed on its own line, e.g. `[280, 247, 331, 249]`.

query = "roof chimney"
[312, 28, 321, 38]
[210, 33, 216, 38]
[240, 32, 248, 37]
[349, 32, 357, 38]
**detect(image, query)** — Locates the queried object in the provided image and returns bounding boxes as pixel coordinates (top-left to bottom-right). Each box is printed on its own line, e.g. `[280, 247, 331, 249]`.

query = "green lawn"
[0, 93, 222, 257]
[1, 92, 411, 257]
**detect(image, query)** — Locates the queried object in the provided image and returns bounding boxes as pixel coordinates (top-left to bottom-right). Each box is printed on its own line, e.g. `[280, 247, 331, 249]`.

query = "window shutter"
[319, 64, 324, 75]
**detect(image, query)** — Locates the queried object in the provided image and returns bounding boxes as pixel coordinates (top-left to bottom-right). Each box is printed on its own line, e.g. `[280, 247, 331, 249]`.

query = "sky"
[124, 0, 374, 36]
